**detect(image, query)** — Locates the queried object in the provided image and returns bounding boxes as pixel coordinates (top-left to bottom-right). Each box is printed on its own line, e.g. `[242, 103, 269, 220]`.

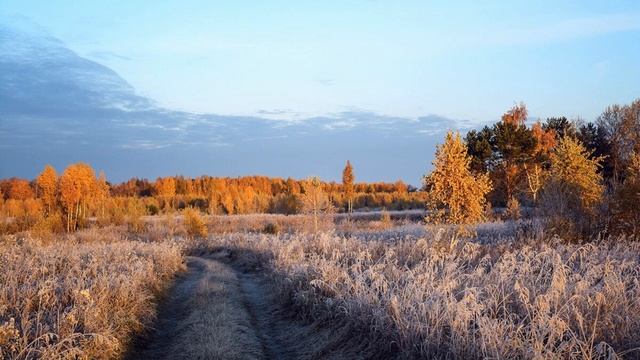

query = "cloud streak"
[476, 13, 640, 47]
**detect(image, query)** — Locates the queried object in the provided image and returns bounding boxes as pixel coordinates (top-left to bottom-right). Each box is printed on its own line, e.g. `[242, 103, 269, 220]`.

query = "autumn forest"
[2, 99, 639, 240]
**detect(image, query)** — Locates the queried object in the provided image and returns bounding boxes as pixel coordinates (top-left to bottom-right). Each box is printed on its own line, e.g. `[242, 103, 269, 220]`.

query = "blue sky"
[2, 0, 639, 124]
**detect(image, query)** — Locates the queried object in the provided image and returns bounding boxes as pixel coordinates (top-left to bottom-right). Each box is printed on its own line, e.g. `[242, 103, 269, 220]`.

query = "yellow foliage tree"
[425, 131, 492, 224]
[342, 160, 355, 213]
[154, 177, 176, 198]
[95, 171, 110, 219]
[154, 177, 176, 211]
[548, 136, 604, 211]
[58, 163, 97, 232]
[36, 165, 58, 214]
[525, 121, 556, 203]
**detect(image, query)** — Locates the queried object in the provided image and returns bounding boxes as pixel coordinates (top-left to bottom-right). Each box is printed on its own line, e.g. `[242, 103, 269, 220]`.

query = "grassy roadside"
[0, 228, 184, 359]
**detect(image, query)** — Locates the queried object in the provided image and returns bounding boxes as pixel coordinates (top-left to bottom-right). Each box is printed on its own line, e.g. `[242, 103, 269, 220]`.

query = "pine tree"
[465, 126, 493, 173]
[342, 160, 355, 213]
[425, 131, 492, 224]
[491, 104, 537, 202]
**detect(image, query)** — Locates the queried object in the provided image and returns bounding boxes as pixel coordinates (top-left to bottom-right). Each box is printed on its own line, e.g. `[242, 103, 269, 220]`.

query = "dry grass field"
[0, 227, 183, 359]
[195, 224, 640, 359]
[2, 214, 640, 359]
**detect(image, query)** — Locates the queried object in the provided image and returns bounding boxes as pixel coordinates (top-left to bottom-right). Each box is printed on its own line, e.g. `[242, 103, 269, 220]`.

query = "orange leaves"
[36, 165, 58, 213]
[59, 163, 95, 209]
[58, 163, 98, 231]
[6, 179, 34, 200]
[154, 177, 176, 198]
[0, 163, 110, 233]
[531, 121, 556, 157]
[501, 102, 528, 127]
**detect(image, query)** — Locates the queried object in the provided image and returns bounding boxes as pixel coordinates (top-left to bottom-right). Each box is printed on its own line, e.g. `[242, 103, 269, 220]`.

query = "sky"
[2, 0, 639, 124]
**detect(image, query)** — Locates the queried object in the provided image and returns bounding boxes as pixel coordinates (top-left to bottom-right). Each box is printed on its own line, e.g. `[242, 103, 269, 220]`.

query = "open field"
[0, 227, 183, 359]
[193, 225, 640, 359]
[2, 213, 640, 359]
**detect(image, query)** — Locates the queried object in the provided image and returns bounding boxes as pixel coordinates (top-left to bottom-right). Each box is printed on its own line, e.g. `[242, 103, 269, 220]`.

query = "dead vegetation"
[3, 215, 640, 359]
[194, 224, 640, 359]
[0, 228, 183, 359]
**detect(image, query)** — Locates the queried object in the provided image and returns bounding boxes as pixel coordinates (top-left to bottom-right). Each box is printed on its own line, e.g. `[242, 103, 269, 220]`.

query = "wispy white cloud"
[255, 108, 306, 121]
[123, 122, 185, 132]
[477, 13, 640, 47]
[119, 140, 172, 150]
[242, 135, 289, 142]
[86, 50, 132, 62]
[316, 78, 336, 87]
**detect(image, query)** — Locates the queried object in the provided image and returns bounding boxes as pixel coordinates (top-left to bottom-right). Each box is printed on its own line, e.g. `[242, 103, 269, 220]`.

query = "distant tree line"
[2, 98, 638, 239]
[0, 163, 425, 234]
[108, 173, 420, 215]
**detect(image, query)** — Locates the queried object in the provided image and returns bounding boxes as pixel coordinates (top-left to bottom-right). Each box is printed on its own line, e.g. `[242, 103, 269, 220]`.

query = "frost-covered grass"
[197, 224, 640, 359]
[0, 227, 184, 359]
[3, 215, 639, 359]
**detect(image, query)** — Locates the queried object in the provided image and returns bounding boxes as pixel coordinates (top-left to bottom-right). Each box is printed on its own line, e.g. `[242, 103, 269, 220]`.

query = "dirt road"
[127, 252, 362, 360]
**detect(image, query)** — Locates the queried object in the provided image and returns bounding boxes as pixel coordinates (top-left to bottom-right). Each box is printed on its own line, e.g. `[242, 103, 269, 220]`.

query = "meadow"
[0, 228, 183, 359]
[2, 213, 639, 359]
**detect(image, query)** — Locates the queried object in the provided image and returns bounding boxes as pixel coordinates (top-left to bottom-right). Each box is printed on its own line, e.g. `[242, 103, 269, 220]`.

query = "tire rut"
[127, 251, 359, 360]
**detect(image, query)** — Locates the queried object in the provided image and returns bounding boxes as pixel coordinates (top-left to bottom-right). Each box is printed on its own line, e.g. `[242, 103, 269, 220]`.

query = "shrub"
[147, 203, 160, 216]
[162, 212, 182, 237]
[483, 201, 495, 221]
[183, 208, 208, 239]
[188, 198, 208, 212]
[379, 209, 393, 230]
[30, 212, 64, 240]
[540, 136, 604, 238]
[611, 152, 640, 238]
[504, 197, 521, 220]
[126, 200, 147, 234]
[262, 222, 280, 235]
